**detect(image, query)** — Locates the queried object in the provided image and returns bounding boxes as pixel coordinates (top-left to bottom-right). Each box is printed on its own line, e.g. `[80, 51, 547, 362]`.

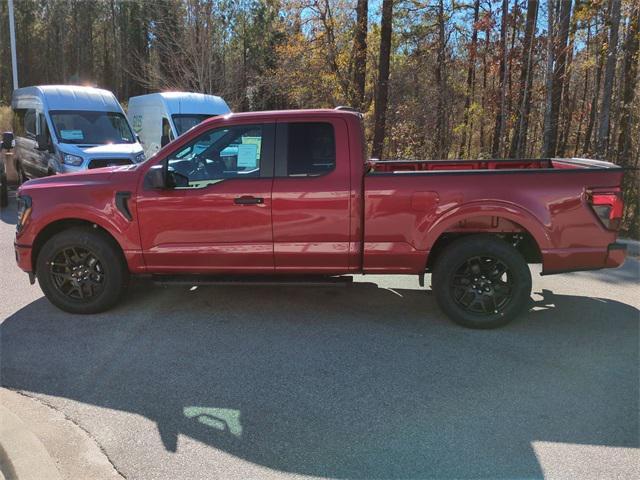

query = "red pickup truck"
[14, 108, 627, 328]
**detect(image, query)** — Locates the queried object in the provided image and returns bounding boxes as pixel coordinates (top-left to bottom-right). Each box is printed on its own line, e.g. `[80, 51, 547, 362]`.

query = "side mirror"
[1, 132, 14, 150]
[160, 134, 170, 148]
[144, 163, 167, 189]
[36, 133, 51, 151]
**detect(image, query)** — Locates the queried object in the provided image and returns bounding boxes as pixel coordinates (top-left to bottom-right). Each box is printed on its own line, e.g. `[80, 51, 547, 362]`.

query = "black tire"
[16, 161, 26, 185]
[36, 227, 129, 314]
[432, 234, 532, 329]
[0, 173, 7, 208]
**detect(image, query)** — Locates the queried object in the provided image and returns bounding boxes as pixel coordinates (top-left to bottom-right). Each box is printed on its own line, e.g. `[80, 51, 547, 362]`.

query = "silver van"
[10, 85, 145, 181]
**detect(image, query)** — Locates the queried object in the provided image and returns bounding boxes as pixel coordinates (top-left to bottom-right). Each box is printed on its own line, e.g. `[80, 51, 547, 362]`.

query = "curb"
[0, 404, 62, 480]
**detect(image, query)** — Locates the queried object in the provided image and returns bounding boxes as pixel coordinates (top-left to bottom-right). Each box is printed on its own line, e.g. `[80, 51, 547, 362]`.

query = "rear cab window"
[277, 122, 336, 177]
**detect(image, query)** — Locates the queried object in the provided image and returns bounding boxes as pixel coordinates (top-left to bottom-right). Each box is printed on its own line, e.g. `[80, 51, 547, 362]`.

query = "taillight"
[588, 190, 623, 230]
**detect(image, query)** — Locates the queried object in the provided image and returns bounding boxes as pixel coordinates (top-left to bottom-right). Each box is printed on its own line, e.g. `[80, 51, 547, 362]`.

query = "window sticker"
[236, 144, 258, 168]
[241, 136, 262, 156]
[60, 129, 84, 140]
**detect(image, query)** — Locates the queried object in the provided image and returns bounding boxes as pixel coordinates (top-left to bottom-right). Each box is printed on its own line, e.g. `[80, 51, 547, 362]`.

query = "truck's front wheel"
[432, 235, 532, 329]
[36, 227, 129, 314]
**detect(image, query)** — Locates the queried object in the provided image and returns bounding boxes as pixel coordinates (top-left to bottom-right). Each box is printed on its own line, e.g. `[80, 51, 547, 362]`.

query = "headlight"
[62, 153, 83, 166]
[134, 152, 146, 163]
[16, 195, 32, 232]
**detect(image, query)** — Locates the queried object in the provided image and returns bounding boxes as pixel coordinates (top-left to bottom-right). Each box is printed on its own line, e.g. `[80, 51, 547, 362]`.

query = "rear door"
[271, 118, 352, 273]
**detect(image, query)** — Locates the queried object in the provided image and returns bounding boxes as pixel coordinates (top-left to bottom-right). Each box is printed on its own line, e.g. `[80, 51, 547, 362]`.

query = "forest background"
[0, 0, 637, 235]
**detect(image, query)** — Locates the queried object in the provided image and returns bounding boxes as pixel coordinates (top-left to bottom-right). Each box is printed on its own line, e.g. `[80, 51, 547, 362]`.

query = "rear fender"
[422, 201, 553, 253]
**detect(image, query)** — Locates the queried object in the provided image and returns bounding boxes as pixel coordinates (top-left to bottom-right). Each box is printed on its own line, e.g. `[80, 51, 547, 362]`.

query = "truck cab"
[127, 92, 231, 158]
[10, 85, 145, 181]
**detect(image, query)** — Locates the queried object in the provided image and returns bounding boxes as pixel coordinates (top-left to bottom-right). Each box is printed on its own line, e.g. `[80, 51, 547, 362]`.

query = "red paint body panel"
[14, 109, 626, 279]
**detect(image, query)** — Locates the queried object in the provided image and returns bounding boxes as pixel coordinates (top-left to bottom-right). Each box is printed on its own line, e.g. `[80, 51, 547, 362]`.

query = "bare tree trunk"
[596, 0, 622, 158]
[509, 0, 538, 158]
[458, 0, 480, 159]
[479, 20, 491, 156]
[543, 0, 571, 157]
[616, 5, 639, 165]
[491, 0, 509, 158]
[352, 0, 368, 111]
[433, 0, 449, 159]
[557, 4, 578, 156]
[371, 0, 394, 160]
[583, 16, 604, 155]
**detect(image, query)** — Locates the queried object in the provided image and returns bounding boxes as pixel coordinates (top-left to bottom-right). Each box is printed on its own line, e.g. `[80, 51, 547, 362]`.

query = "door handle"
[234, 196, 264, 205]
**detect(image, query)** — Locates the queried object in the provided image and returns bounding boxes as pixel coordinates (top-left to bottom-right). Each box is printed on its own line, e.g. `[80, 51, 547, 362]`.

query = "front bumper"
[14, 242, 33, 273]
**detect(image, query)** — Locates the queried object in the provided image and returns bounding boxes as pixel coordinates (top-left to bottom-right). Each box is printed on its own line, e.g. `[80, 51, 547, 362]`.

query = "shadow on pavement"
[1, 281, 638, 479]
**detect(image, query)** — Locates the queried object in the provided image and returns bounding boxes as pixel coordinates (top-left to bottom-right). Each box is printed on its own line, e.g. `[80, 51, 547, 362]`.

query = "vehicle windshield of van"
[50, 110, 135, 145]
[172, 114, 215, 136]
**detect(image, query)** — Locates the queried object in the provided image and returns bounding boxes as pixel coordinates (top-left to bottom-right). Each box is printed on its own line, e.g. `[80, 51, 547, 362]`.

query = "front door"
[137, 123, 275, 273]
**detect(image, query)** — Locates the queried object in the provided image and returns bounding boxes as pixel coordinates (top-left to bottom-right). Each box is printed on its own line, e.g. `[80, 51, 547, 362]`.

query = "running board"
[152, 274, 354, 287]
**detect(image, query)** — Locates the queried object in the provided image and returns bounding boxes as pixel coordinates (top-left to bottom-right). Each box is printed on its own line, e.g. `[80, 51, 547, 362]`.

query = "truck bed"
[363, 157, 626, 275]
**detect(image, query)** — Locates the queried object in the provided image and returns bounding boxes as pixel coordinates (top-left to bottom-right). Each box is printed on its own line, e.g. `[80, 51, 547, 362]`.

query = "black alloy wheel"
[49, 246, 106, 300]
[450, 255, 513, 315]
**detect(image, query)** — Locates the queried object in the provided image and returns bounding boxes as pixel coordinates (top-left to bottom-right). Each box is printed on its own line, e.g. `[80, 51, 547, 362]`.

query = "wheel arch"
[423, 202, 550, 270]
[31, 218, 126, 274]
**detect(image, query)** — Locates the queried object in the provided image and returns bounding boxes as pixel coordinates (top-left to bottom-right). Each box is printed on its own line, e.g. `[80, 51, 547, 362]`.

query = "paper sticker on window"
[236, 144, 258, 168]
[60, 129, 84, 140]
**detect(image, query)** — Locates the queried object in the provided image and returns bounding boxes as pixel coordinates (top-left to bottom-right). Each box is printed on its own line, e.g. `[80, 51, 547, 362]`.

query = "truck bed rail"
[368, 157, 626, 175]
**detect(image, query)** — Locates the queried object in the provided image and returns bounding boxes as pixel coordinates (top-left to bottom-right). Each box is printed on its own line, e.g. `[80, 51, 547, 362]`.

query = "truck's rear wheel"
[432, 235, 532, 329]
[36, 227, 129, 314]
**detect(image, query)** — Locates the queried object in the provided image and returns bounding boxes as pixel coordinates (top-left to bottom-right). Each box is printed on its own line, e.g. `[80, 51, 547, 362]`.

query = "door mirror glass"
[161, 134, 170, 147]
[144, 162, 167, 189]
[1, 132, 13, 150]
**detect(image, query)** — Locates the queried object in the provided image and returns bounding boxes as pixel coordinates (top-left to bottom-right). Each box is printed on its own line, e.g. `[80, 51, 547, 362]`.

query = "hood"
[19, 164, 139, 191]
[59, 143, 143, 156]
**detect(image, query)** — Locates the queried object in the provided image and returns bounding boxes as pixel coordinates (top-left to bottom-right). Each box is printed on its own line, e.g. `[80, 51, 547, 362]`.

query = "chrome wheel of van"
[48, 246, 106, 300]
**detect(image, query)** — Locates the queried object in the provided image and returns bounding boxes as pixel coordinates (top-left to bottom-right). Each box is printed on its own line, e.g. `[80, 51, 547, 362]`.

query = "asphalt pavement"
[1, 190, 638, 479]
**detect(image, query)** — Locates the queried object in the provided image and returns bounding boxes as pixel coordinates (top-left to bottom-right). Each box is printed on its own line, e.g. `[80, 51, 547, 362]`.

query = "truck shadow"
[1, 282, 638, 479]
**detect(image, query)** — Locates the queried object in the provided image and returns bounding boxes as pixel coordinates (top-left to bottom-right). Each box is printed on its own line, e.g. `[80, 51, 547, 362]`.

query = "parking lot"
[1, 190, 638, 479]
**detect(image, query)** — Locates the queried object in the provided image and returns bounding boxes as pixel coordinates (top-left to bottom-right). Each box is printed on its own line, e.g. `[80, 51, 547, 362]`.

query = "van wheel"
[432, 234, 532, 329]
[0, 172, 7, 208]
[36, 227, 129, 314]
[16, 162, 26, 185]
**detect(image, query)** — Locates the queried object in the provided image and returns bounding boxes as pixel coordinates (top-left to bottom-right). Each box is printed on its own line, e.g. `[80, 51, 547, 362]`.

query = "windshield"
[172, 114, 216, 136]
[50, 110, 135, 145]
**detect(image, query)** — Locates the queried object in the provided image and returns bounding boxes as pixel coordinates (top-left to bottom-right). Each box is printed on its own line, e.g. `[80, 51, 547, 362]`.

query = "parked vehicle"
[127, 92, 230, 158]
[14, 108, 627, 328]
[10, 85, 145, 182]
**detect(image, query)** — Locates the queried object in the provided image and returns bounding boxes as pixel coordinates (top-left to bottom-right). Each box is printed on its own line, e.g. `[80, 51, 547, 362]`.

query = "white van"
[10, 85, 144, 181]
[127, 92, 231, 157]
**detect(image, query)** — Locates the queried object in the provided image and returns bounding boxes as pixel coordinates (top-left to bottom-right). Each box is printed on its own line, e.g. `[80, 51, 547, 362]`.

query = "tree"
[371, 0, 394, 159]
[457, 0, 481, 159]
[433, 0, 449, 159]
[543, 0, 572, 157]
[352, 0, 368, 110]
[596, 0, 622, 157]
[616, 4, 639, 163]
[509, 0, 539, 159]
[491, 0, 509, 158]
